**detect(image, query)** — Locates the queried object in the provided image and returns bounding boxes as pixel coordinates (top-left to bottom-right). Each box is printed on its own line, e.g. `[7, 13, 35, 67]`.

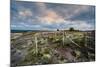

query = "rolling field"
[11, 31, 95, 66]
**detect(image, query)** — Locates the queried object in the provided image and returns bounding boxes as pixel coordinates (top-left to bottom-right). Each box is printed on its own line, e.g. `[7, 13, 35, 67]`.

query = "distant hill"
[11, 30, 55, 33]
[11, 29, 95, 33]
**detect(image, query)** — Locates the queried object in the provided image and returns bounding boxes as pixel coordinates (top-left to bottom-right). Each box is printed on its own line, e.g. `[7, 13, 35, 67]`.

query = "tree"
[69, 27, 74, 31]
[57, 29, 59, 31]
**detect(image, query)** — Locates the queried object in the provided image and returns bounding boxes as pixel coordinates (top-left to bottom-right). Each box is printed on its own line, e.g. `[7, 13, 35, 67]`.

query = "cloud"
[64, 20, 94, 30]
[11, 1, 95, 30]
[51, 5, 91, 20]
[35, 3, 65, 24]
[70, 6, 95, 21]
[18, 9, 33, 17]
[36, 2, 47, 12]
[39, 10, 65, 24]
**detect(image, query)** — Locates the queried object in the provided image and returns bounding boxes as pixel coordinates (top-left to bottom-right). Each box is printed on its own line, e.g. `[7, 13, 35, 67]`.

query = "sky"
[11, 0, 95, 31]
